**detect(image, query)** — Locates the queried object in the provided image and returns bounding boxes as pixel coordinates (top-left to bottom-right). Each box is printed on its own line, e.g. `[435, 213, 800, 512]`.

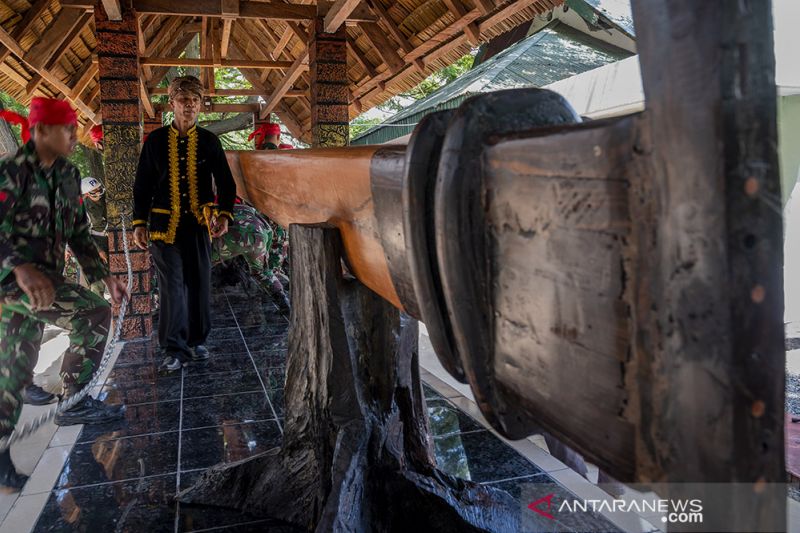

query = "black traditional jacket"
[133, 124, 236, 244]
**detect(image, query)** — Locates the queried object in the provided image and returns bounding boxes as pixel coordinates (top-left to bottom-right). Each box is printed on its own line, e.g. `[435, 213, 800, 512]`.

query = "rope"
[0, 216, 134, 452]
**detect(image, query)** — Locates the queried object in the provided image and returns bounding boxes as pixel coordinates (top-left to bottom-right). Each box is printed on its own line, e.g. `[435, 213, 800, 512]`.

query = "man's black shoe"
[0, 449, 27, 493]
[22, 384, 56, 405]
[54, 395, 126, 426]
[191, 345, 210, 361]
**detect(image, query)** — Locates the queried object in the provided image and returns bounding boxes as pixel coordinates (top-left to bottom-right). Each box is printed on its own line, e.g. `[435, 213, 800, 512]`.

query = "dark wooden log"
[178, 224, 520, 532]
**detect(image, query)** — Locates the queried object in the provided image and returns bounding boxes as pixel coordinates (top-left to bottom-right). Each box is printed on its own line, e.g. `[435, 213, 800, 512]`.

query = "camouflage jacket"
[84, 196, 107, 235]
[0, 141, 109, 287]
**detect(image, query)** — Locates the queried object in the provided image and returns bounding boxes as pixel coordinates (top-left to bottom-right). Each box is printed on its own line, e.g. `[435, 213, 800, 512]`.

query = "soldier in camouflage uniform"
[212, 200, 290, 309]
[80, 177, 109, 297]
[0, 98, 128, 491]
[250, 123, 291, 282]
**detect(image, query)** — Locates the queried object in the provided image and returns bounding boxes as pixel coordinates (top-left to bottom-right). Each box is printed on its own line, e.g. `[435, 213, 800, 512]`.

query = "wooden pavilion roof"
[0, 0, 563, 144]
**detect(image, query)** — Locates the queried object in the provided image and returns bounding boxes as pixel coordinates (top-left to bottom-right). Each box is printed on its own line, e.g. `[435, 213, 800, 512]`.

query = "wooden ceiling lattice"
[0, 0, 561, 144]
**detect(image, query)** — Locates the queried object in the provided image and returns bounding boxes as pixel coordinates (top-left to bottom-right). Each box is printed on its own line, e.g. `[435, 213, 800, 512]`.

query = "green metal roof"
[352, 20, 632, 146]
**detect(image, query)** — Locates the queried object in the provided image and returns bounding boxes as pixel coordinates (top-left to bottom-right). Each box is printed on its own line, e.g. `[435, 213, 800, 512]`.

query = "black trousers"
[150, 224, 211, 360]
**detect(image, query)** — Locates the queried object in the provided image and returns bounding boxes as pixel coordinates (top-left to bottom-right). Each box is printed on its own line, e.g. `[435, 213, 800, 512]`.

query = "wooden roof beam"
[365, 0, 412, 54]
[69, 59, 98, 100]
[145, 16, 184, 59]
[220, 19, 234, 58]
[140, 75, 156, 118]
[478, 0, 546, 32]
[324, 0, 363, 33]
[133, 0, 315, 20]
[260, 51, 309, 118]
[24, 8, 86, 70]
[141, 57, 295, 69]
[137, 13, 152, 80]
[346, 36, 377, 78]
[25, 10, 93, 96]
[358, 22, 404, 73]
[145, 24, 198, 88]
[442, 0, 482, 46]
[101, 0, 123, 20]
[473, 0, 495, 16]
[0, 25, 98, 122]
[0, 0, 53, 65]
[150, 87, 305, 97]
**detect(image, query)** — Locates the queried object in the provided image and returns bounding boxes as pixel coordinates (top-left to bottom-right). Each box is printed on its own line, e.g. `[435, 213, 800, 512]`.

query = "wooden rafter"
[220, 18, 233, 58]
[146, 22, 197, 88]
[141, 57, 295, 69]
[324, 0, 362, 33]
[24, 8, 86, 71]
[473, 0, 495, 15]
[346, 36, 377, 78]
[132, 0, 316, 21]
[150, 87, 305, 97]
[101, 0, 122, 20]
[25, 11, 93, 95]
[260, 52, 308, 119]
[358, 22, 404, 73]
[365, 0, 412, 54]
[140, 75, 156, 118]
[69, 59, 98, 100]
[137, 14, 152, 80]
[227, 40, 309, 140]
[145, 16, 184, 60]
[442, 0, 481, 46]
[0, 25, 98, 122]
[0, 0, 51, 67]
[478, 0, 545, 32]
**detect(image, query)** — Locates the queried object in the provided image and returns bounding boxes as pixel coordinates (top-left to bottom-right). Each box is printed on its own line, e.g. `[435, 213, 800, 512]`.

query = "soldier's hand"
[104, 276, 129, 305]
[133, 227, 149, 250]
[13, 264, 55, 310]
[98, 250, 108, 263]
[210, 216, 229, 238]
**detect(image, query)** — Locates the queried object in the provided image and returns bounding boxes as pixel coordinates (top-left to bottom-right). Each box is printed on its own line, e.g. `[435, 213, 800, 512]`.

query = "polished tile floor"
[29, 286, 623, 533]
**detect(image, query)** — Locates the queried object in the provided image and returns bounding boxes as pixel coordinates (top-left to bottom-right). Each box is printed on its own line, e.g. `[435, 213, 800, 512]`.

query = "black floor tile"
[201, 337, 247, 354]
[107, 360, 172, 382]
[115, 340, 161, 364]
[182, 370, 266, 400]
[181, 391, 275, 430]
[77, 401, 181, 443]
[258, 367, 285, 391]
[179, 420, 282, 471]
[187, 353, 260, 376]
[101, 374, 182, 405]
[177, 506, 302, 532]
[33, 474, 176, 533]
[57, 432, 179, 489]
[422, 383, 444, 400]
[426, 398, 485, 436]
[433, 430, 544, 483]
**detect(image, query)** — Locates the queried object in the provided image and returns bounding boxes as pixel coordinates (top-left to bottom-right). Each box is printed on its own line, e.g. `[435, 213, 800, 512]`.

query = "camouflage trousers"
[212, 204, 286, 295]
[0, 280, 111, 437]
[64, 253, 106, 298]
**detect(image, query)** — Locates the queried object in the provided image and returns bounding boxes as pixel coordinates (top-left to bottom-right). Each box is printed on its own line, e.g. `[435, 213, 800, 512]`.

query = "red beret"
[248, 123, 281, 148]
[89, 124, 103, 143]
[29, 97, 77, 129]
[278, 143, 294, 149]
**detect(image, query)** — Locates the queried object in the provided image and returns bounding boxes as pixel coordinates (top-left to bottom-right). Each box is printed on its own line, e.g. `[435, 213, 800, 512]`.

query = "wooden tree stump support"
[179, 224, 520, 531]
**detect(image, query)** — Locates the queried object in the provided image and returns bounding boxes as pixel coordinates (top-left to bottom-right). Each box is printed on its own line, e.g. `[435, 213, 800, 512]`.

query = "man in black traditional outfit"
[133, 76, 236, 371]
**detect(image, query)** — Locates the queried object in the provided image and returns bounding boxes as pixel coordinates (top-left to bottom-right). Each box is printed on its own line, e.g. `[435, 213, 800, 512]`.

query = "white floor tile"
[22, 445, 73, 496]
[0, 492, 49, 533]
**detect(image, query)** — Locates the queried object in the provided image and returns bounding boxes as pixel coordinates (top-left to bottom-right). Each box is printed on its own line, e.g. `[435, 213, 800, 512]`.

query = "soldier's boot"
[54, 384, 125, 426]
[0, 449, 27, 493]
[22, 384, 56, 406]
[269, 278, 291, 313]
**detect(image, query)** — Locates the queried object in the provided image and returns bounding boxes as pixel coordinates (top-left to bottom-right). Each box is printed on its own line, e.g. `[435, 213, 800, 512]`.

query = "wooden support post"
[96, 4, 152, 339]
[178, 224, 520, 531]
[310, 17, 348, 147]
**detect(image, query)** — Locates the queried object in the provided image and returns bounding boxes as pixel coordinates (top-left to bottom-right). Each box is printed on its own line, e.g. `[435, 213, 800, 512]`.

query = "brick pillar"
[309, 17, 349, 147]
[143, 111, 163, 142]
[96, 6, 152, 339]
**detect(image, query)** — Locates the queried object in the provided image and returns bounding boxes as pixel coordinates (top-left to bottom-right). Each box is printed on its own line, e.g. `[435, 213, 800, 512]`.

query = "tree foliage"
[348, 52, 476, 140]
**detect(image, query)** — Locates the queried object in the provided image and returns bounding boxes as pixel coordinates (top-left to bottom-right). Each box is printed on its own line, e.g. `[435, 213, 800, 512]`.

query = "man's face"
[37, 123, 77, 157]
[85, 187, 103, 203]
[170, 93, 200, 124]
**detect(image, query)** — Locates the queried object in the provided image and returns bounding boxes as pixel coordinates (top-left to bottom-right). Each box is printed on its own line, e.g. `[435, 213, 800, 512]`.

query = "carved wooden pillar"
[309, 17, 348, 147]
[95, 5, 151, 339]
